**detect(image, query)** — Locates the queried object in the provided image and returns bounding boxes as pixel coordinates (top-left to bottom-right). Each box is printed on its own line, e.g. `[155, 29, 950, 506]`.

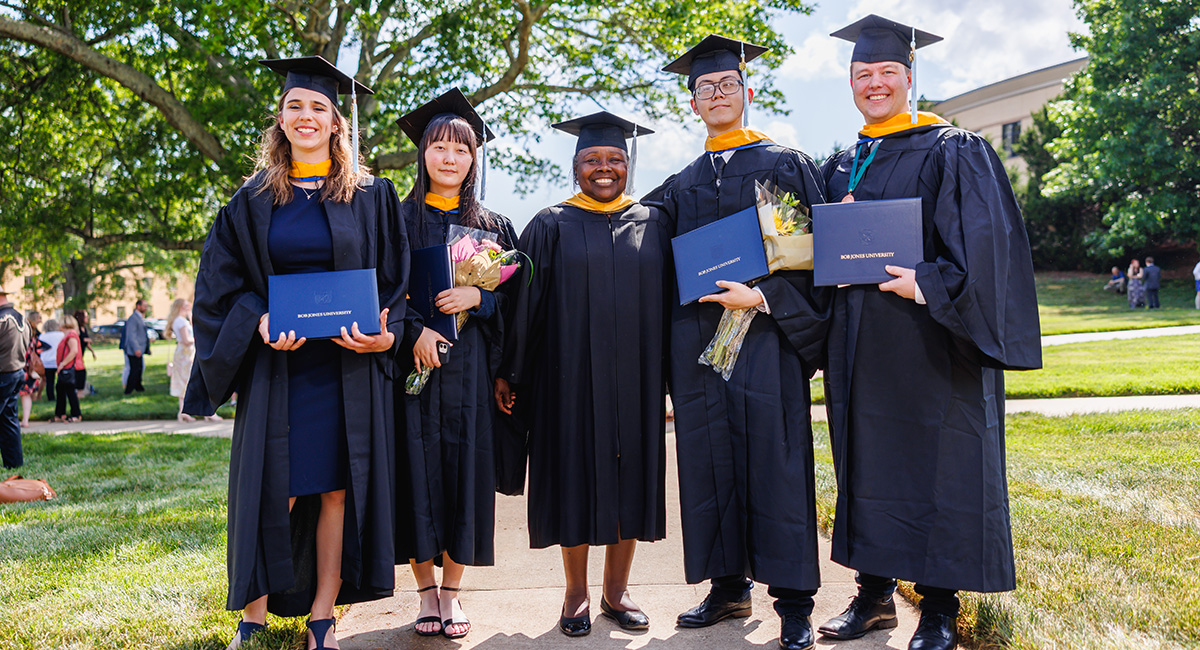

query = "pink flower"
[498, 264, 518, 285]
[450, 236, 479, 263]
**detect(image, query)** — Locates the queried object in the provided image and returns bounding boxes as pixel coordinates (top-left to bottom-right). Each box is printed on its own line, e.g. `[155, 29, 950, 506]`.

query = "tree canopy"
[0, 0, 813, 307]
[1045, 0, 1200, 257]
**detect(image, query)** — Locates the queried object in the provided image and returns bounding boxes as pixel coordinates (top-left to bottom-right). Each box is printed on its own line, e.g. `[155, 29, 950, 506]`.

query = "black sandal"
[413, 584, 442, 636]
[440, 585, 470, 639]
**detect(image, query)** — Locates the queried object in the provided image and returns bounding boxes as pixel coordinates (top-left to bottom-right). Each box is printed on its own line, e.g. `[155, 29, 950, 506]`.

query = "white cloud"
[840, 0, 1086, 100]
[779, 33, 846, 81]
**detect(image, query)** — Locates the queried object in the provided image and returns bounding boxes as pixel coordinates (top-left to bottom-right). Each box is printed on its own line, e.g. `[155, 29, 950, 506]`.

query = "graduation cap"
[831, 15, 943, 124]
[260, 55, 373, 173]
[663, 35, 768, 128]
[397, 88, 496, 199]
[552, 111, 654, 194]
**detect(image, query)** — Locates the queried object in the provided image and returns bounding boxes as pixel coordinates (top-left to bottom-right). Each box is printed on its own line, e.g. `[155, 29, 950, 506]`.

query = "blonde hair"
[166, 298, 188, 339]
[252, 89, 370, 205]
[60, 314, 78, 332]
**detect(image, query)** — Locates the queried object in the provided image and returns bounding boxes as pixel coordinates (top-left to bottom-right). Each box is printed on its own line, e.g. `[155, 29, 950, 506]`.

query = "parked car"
[91, 321, 164, 342]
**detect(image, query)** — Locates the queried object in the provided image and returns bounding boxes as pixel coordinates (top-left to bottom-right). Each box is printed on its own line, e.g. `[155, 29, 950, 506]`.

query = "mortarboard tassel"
[910, 28, 918, 125]
[740, 42, 750, 128]
[479, 121, 488, 201]
[629, 124, 638, 196]
[352, 84, 360, 174]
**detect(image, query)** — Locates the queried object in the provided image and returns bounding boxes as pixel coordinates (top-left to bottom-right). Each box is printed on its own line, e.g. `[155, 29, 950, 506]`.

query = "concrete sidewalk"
[1041, 324, 1200, 347]
[336, 433, 919, 650]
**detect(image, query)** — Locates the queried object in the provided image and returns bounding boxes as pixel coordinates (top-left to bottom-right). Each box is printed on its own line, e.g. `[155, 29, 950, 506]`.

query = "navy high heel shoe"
[225, 620, 264, 650]
[306, 617, 337, 650]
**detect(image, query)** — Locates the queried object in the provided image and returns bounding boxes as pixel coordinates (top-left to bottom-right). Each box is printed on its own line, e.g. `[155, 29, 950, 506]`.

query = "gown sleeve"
[374, 178, 410, 374]
[184, 197, 267, 414]
[754, 151, 834, 370]
[499, 211, 558, 387]
[913, 133, 1042, 371]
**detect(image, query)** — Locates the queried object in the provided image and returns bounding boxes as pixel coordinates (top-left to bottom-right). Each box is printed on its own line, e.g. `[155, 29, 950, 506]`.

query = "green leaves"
[0, 0, 812, 306]
[1045, 0, 1200, 256]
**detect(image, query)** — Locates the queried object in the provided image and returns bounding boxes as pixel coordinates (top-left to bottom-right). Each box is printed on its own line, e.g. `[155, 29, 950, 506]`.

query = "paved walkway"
[335, 432, 920, 650]
[1041, 324, 1200, 346]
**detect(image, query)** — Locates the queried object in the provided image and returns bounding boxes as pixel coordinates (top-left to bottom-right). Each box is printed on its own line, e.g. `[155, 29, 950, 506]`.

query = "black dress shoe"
[908, 612, 957, 650]
[818, 595, 899, 639]
[600, 597, 650, 630]
[779, 613, 815, 650]
[559, 608, 592, 637]
[676, 592, 752, 628]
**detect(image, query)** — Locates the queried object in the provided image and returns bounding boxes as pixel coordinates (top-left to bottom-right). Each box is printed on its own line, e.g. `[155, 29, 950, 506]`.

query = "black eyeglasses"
[693, 78, 743, 101]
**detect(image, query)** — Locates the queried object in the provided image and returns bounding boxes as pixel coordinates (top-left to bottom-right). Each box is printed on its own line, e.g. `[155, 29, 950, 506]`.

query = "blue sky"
[428, 0, 1086, 230]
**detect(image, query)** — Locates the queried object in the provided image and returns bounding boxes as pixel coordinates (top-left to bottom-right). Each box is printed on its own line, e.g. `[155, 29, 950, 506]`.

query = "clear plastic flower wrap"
[405, 365, 433, 395]
[698, 306, 759, 381]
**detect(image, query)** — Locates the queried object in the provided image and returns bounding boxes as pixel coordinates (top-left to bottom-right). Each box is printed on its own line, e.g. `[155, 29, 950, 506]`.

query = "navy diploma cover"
[408, 244, 459, 341]
[671, 205, 769, 305]
[268, 268, 381, 340]
[812, 198, 922, 286]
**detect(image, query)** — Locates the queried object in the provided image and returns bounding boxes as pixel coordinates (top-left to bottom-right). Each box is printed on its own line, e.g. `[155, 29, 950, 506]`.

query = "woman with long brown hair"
[183, 56, 408, 650]
[392, 89, 517, 640]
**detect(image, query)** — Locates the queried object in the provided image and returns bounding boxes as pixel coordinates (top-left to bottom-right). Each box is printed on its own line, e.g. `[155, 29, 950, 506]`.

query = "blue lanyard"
[709, 140, 773, 156]
[848, 137, 882, 194]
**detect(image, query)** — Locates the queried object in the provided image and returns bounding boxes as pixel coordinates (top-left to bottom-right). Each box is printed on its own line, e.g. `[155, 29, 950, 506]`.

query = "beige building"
[932, 56, 1088, 177]
[1, 266, 196, 333]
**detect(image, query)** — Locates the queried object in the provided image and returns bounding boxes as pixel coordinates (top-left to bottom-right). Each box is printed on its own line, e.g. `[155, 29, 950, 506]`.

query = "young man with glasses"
[644, 35, 829, 650]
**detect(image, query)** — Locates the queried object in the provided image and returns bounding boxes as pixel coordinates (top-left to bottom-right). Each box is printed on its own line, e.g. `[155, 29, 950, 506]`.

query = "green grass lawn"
[814, 410, 1200, 650]
[1005, 334, 1200, 398]
[28, 342, 234, 421]
[0, 433, 303, 650]
[1036, 272, 1200, 335]
[4, 411, 1197, 649]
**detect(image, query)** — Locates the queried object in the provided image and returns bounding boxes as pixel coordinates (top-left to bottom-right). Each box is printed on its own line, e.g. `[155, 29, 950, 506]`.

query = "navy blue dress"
[268, 186, 348, 497]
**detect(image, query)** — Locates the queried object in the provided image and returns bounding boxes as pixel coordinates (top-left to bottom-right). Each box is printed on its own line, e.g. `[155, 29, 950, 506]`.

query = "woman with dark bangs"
[393, 89, 518, 641]
[184, 56, 408, 650]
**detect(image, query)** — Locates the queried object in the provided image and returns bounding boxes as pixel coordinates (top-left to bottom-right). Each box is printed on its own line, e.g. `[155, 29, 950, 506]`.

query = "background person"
[73, 309, 97, 397]
[183, 55, 407, 650]
[167, 298, 209, 422]
[38, 319, 63, 403]
[1103, 266, 1126, 294]
[0, 286, 31, 469]
[52, 314, 83, 423]
[499, 111, 668, 638]
[1143, 256, 1161, 309]
[18, 311, 46, 428]
[1193, 258, 1200, 309]
[1127, 258, 1145, 309]
[122, 299, 150, 394]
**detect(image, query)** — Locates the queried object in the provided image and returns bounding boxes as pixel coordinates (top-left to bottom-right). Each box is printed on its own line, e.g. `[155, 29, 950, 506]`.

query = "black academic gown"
[184, 173, 408, 616]
[502, 201, 668, 549]
[820, 123, 1042, 593]
[644, 143, 830, 591]
[396, 201, 517, 566]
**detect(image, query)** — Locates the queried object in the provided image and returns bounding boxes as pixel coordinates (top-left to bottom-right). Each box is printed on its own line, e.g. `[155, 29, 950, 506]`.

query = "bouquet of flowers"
[448, 225, 522, 331]
[698, 181, 813, 381]
[406, 225, 523, 395]
[756, 179, 813, 272]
